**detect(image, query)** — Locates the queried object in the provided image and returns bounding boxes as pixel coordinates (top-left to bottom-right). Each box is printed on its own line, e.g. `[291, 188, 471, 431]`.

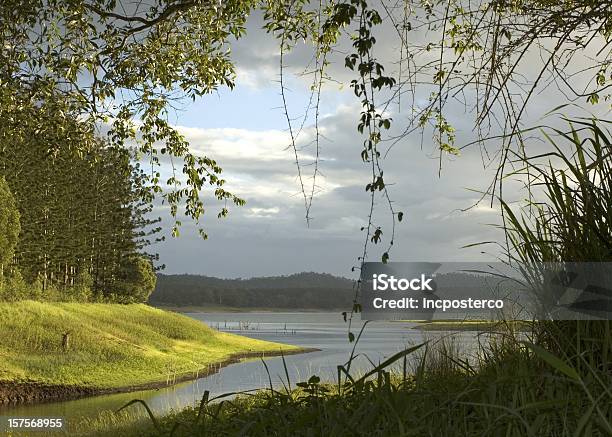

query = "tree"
[0, 0, 251, 237]
[0, 177, 20, 277]
[115, 256, 157, 303]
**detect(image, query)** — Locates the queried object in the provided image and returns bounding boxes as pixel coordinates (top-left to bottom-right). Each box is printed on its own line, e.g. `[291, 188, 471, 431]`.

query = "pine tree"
[0, 177, 20, 278]
[0, 96, 161, 302]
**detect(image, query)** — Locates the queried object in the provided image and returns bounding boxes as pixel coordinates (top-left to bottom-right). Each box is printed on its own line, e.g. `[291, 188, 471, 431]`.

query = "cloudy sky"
[151, 8, 605, 279]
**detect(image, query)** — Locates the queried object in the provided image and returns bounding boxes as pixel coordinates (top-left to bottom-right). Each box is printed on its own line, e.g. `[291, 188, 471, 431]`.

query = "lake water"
[0, 312, 480, 432]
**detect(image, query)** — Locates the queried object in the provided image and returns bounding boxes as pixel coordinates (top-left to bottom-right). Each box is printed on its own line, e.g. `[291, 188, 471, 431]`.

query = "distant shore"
[413, 320, 531, 332]
[154, 304, 345, 313]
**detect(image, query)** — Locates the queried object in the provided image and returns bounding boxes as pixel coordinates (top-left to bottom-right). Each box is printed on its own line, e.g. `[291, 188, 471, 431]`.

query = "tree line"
[150, 273, 354, 310]
[0, 96, 159, 303]
[150, 272, 503, 310]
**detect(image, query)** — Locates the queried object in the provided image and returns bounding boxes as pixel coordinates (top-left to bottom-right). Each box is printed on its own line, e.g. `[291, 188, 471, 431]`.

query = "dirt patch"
[0, 347, 317, 406]
[0, 382, 98, 405]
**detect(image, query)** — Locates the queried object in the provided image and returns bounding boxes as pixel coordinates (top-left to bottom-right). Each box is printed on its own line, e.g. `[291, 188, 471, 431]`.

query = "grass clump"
[0, 301, 299, 389]
[502, 118, 612, 371]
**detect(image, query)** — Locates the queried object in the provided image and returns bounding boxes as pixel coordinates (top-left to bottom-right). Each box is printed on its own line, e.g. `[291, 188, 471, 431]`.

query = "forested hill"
[149, 273, 354, 310]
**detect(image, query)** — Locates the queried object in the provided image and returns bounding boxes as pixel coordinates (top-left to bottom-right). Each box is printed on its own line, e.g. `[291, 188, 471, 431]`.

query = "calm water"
[0, 312, 479, 432]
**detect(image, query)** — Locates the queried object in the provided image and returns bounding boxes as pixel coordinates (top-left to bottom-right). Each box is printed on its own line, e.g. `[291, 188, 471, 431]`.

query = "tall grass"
[503, 119, 612, 263]
[502, 118, 612, 374]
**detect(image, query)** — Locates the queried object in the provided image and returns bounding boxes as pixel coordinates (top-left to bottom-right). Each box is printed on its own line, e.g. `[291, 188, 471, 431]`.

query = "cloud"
[246, 207, 281, 218]
[177, 126, 292, 162]
[151, 98, 511, 277]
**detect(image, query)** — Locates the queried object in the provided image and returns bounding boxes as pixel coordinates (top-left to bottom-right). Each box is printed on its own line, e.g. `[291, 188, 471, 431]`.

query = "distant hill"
[149, 272, 355, 310]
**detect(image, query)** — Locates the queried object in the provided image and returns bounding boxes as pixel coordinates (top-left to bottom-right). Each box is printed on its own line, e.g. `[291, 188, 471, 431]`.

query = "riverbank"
[0, 301, 308, 405]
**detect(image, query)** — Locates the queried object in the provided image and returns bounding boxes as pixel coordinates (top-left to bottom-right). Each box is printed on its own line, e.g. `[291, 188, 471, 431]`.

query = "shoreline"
[413, 320, 531, 332]
[154, 304, 346, 313]
[0, 347, 318, 406]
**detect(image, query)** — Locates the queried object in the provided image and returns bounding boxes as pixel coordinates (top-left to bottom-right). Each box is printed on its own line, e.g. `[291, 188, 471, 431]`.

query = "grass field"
[0, 301, 300, 393]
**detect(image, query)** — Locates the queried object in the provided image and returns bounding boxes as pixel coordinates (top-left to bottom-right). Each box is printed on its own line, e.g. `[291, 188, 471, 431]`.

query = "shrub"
[114, 256, 157, 303]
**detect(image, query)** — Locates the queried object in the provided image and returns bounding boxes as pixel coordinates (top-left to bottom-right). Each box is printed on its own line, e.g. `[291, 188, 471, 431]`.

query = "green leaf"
[351, 342, 428, 388]
[574, 403, 595, 437]
[521, 341, 580, 381]
[117, 400, 160, 431]
[308, 375, 320, 384]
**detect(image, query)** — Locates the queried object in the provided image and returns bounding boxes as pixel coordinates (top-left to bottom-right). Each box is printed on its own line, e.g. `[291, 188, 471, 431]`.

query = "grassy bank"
[0, 301, 302, 403]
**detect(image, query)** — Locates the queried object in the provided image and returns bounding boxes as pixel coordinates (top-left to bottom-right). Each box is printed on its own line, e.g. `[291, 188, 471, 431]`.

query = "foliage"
[115, 256, 157, 303]
[73, 270, 95, 302]
[2, 0, 607, 237]
[503, 119, 612, 263]
[1, 7, 610, 432]
[392, 0, 611, 147]
[0, 269, 27, 301]
[0, 177, 20, 274]
[253, 0, 611, 339]
[121, 119, 612, 437]
[0, 81, 159, 305]
[0, 0, 251, 236]
[1, 0, 608, 315]
[0, 95, 163, 302]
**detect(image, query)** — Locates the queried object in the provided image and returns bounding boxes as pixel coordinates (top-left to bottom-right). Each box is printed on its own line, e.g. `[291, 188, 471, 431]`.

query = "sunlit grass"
[0, 301, 300, 389]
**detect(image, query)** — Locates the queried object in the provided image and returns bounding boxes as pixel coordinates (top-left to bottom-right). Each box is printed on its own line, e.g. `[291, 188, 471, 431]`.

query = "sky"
[150, 7, 606, 279]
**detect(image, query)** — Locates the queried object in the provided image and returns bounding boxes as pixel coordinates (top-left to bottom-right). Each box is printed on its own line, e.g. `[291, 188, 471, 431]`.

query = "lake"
[0, 312, 480, 432]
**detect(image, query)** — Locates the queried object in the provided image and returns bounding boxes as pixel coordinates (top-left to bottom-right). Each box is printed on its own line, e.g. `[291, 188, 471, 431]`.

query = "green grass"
[0, 301, 300, 389]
